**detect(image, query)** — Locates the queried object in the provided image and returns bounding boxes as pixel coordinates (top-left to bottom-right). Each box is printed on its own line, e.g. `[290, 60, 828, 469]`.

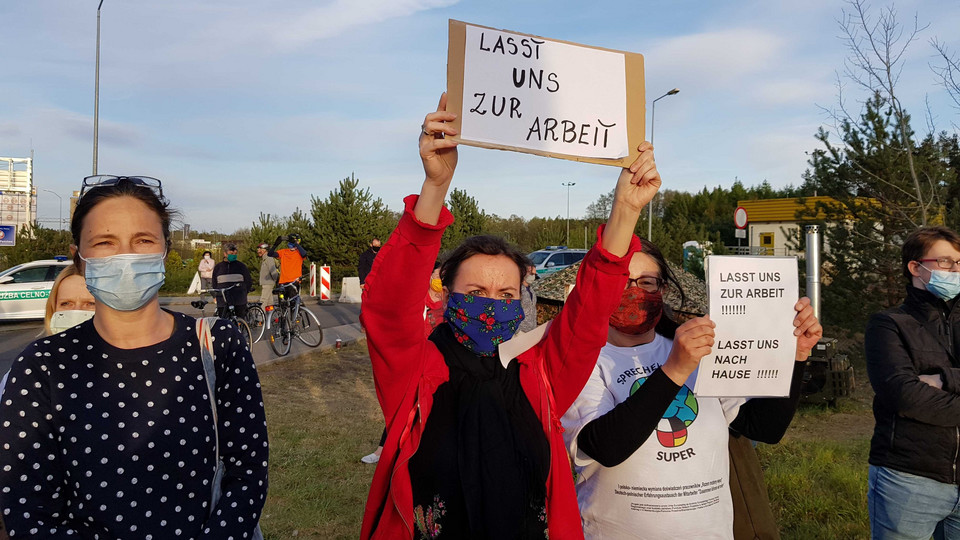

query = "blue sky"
[2, 0, 958, 233]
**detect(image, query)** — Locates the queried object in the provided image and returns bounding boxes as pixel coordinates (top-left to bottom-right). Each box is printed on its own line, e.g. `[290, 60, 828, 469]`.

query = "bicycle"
[245, 302, 267, 344]
[191, 284, 254, 348]
[266, 279, 323, 356]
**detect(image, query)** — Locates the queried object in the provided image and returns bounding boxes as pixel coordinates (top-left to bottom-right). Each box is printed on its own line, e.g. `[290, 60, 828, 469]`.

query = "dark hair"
[203, 250, 212, 257]
[71, 179, 175, 266]
[440, 235, 530, 289]
[638, 238, 686, 339]
[902, 226, 960, 283]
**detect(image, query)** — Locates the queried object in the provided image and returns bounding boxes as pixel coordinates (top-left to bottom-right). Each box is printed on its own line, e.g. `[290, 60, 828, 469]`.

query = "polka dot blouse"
[0, 311, 269, 539]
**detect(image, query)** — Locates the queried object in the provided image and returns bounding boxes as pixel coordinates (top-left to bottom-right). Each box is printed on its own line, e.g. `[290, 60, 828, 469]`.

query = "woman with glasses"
[561, 239, 822, 539]
[0, 176, 268, 538]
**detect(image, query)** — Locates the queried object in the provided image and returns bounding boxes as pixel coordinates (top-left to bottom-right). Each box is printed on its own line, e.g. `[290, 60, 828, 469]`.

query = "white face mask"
[524, 274, 536, 285]
[204, 255, 212, 260]
[49, 309, 95, 334]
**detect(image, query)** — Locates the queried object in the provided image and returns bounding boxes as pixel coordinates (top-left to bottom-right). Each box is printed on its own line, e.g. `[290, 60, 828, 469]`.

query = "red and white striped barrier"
[310, 263, 317, 296]
[319, 265, 331, 301]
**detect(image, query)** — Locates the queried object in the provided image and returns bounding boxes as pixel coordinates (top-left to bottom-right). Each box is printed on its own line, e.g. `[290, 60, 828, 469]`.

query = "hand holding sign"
[793, 297, 823, 361]
[615, 142, 662, 215]
[603, 142, 662, 257]
[419, 93, 460, 187]
[661, 315, 716, 385]
[415, 93, 461, 225]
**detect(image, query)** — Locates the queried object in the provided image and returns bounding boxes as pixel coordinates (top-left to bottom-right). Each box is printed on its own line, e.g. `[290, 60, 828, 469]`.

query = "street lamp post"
[42, 189, 63, 231]
[93, 0, 104, 175]
[648, 88, 679, 239]
[562, 182, 576, 246]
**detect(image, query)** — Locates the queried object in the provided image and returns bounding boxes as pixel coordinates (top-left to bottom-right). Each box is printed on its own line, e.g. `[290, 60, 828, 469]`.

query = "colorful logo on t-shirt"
[630, 377, 699, 448]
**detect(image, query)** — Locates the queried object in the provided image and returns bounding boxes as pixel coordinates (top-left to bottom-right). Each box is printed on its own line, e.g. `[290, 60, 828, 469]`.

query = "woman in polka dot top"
[0, 177, 268, 538]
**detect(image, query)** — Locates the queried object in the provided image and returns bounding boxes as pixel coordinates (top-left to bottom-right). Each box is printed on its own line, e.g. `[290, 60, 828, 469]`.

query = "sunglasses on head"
[79, 175, 163, 200]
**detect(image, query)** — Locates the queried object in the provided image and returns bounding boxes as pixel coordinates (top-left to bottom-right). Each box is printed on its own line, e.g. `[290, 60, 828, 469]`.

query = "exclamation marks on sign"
[756, 369, 779, 379]
[720, 305, 747, 315]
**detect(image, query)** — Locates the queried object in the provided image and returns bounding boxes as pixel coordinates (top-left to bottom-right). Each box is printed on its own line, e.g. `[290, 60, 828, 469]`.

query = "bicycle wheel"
[233, 317, 253, 349]
[245, 305, 267, 344]
[293, 307, 323, 348]
[268, 308, 292, 356]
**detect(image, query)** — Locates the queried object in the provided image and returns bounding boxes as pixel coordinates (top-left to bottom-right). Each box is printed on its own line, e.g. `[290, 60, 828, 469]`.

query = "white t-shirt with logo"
[562, 335, 746, 540]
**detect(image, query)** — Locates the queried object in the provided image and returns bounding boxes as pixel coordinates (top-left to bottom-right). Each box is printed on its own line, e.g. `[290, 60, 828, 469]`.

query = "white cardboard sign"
[694, 256, 799, 398]
[459, 23, 629, 160]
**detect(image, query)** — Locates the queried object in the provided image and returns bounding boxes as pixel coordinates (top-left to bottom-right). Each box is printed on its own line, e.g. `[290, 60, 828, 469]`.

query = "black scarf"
[408, 323, 550, 539]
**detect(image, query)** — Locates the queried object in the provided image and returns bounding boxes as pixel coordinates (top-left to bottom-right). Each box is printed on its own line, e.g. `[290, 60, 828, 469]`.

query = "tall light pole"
[562, 181, 576, 246]
[42, 189, 63, 231]
[648, 88, 679, 239]
[93, 0, 104, 175]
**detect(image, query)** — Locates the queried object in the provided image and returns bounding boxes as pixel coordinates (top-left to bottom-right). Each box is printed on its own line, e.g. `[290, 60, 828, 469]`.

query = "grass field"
[257, 342, 876, 539]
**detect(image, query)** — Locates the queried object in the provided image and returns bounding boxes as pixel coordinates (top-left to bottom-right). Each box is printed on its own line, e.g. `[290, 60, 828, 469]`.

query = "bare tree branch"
[931, 38, 960, 110]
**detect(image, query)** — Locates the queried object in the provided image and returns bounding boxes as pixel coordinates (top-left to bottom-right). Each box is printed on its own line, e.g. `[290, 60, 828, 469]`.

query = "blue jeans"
[869, 465, 960, 540]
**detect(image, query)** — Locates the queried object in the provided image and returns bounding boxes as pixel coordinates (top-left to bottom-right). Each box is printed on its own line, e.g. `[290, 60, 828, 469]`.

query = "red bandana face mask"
[609, 286, 664, 335]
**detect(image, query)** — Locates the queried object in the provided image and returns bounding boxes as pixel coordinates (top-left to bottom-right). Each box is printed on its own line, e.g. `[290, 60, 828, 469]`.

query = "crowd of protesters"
[0, 94, 957, 540]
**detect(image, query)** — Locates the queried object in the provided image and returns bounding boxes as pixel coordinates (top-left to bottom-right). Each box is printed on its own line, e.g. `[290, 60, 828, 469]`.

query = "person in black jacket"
[212, 243, 253, 317]
[357, 237, 381, 287]
[865, 226, 960, 540]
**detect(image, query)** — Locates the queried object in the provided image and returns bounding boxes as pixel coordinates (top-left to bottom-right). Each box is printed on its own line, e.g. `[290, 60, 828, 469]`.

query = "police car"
[0, 257, 72, 320]
[529, 246, 588, 277]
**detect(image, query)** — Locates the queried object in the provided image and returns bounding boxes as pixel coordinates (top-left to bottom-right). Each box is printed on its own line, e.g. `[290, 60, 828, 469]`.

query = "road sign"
[734, 206, 748, 229]
[0, 225, 15, 246]
[735, 228, 746, 239]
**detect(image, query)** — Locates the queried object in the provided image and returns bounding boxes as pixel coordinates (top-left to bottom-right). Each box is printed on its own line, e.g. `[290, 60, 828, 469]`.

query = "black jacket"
[358, 247, 379, 285]
[865, 286, 960, 485]
[212, 260, 253, 308]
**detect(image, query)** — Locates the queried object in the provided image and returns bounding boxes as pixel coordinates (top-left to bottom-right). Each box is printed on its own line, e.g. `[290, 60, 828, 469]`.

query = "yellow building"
[737, 196, 857, 256]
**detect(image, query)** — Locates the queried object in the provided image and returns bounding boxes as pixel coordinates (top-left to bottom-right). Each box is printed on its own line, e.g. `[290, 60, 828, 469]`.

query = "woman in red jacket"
[359, 93, 661, 540]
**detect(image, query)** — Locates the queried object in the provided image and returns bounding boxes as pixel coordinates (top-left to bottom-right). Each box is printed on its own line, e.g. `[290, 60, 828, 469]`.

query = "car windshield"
[0, 264, 26, 279]
[529, 252, 550, 265]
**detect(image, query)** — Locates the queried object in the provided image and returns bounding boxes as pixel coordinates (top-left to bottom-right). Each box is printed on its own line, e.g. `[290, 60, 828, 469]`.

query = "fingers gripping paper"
[447, 20, 645, 166]
[694, 256, 799, 398]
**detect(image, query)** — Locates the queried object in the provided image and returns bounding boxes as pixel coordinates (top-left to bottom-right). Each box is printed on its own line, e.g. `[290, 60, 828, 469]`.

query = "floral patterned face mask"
[609, 286, 663, 335]
[444, 292, 525, 356]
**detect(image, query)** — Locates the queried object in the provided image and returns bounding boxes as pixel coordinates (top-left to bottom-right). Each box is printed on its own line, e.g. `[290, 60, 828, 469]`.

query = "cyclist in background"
[212, 243, 253, 317]
[269, 233, 308, 301]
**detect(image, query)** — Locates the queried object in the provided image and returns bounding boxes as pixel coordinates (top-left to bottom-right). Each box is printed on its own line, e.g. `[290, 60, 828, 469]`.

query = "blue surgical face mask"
[287, 243, 296, 250]
[922, 266, 960, 301]
[227, 254, 238, 262]
[78, 251, 166, 311]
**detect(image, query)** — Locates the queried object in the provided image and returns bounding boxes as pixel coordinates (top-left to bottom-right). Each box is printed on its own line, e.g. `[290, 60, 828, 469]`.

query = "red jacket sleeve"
[538, 224, 640, 413]
[360, 195, 454, 421]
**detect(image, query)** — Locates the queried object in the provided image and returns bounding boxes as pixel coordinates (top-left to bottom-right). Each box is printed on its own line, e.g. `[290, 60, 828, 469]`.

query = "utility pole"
[562, 182, 576, 246]
[648, 88, 679, 239]
[93, 0, 104, 175]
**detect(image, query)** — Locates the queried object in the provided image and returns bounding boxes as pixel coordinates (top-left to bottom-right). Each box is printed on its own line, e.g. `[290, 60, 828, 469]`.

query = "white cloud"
[645, 29, 784, 88]
[160, 0, 459, 61]
[750, 79, 834, 106]
[270, 0, 460, 51]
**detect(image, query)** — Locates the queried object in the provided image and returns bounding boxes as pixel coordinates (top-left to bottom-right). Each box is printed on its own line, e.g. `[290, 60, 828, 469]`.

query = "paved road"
[0, 297, 362, 375]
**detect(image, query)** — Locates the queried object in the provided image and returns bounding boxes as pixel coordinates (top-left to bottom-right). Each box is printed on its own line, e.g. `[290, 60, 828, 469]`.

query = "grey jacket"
[259, 254, 280, 288]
